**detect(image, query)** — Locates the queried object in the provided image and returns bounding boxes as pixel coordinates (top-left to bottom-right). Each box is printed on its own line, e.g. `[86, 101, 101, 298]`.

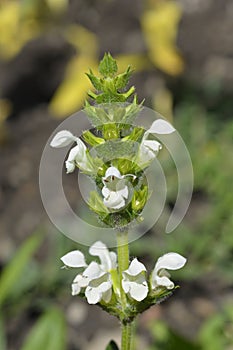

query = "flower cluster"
[61, 241, 186, 305]
[50, 49, 176, 229]
[50, 118, 175, 225]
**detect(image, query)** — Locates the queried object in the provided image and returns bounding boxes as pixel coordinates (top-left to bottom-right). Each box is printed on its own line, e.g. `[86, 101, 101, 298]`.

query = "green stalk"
[116, 231, 135, 350]
[117, 230, 129, 309]
[121, 320, 135, 350]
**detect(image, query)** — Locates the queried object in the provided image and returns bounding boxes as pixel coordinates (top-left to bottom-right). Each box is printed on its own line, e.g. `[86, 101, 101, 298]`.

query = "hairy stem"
[117, 230, 129, 309]
[117, 231, 135, 349]
[121, 320, 135, 350]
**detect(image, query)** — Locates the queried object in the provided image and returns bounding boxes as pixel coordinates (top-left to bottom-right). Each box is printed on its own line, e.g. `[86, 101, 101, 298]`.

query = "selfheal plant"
[50, 53, 187, 350]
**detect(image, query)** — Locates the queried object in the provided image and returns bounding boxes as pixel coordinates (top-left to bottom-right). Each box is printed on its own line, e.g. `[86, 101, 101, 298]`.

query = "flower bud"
[131, 185, 148, 212]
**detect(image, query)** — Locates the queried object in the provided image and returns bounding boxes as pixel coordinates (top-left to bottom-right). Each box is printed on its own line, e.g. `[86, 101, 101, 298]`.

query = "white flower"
[65, 139, 91, 173]
[50, 130, 78, 148]
[50, 130, 95, 173]
[122, 258, 148, 301]
[102, 166, 129, 210]
[89, 240, 117, 271]
[61, 241, 117, 304]
[136, 119, 175, 167]
[137, 140, 162, 166]
[151, 252, 187, 290]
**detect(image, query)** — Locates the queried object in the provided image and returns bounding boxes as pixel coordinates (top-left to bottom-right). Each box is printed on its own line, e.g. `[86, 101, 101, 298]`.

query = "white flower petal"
[104, 166, 122, 179]
[65, 160, 76, 173]
[122, 280, 130, 293]
[103, 191, 126, 209]
[71, 273, 89, 295]
[50, 130, 76, 148]
[147, 119, 175, 135]
[89, 241, 107, 255]
[151, 253, 186, 290]
[102, 288, 112, 303]
[124, 258, 147, 276]
[102, 186, 110, 198]
[61, 250, 87, 268]
[94, 281, 112, 293]
[71, 280, 82, 295]
[117, 186, 128, 199]
[109, 252, 117, 269]
[65, 140, 93, 173]
[136, 140, 162, 166]
[122, 280, 148, 301]
[74, 274, 90, 288]
[85, 276, 112, 304]
[83, 261, 103, 279]
[153, 275, 174, 289]
[67, 143, 86, 163]
[89, 241, 117, 271]
[85, 286, 101, 304]
[143, 140, 162, 153]
[155, 253, 187, 274]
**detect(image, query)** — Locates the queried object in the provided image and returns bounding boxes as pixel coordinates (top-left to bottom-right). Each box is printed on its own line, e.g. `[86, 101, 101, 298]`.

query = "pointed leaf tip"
[99, 53, 118, 77]
[106, 340, 119, 350]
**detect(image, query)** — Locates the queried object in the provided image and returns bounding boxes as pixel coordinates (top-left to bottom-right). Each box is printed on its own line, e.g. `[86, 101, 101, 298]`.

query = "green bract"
[86, 53, 135, 104]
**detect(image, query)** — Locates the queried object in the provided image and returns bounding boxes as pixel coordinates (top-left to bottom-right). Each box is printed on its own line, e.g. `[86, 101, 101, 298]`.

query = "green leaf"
[88, 191, 109, 216]
[86, 69, 102, 90]
[115, 66, 133, 90]
[105, 340, 119, 350]
[99, 53, 118, 77]
[0, 232, 43, 306]
[21, 308, 66, 350]
[82, 130, 105, 146]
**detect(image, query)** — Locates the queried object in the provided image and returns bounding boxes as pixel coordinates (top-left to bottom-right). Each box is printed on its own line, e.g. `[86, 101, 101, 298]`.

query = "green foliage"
[199, 304, 233, 350]
[0, 232, 43, 307]
[147, 303, 233, 350]
[21, 308, 66, 350]
[84, 98, 142, 127]
[148, 320, 200, 350]
[130, 97, 233, 282]
[131, 185, 148, 212]
[86, 53, 135, 104]
[99, 53, 118, 77]
[105, 340, 119, 350]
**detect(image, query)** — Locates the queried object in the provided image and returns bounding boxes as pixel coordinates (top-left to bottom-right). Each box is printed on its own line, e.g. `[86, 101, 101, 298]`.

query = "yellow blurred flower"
[0, 1, 40, 60]
[141, 0, 184, 76]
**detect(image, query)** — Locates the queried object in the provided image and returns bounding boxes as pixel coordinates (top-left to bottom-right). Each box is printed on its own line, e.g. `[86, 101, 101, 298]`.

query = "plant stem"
[116, 231, 135, 350]
[117, 230, 129, 309]
[121, 320, 135, 350]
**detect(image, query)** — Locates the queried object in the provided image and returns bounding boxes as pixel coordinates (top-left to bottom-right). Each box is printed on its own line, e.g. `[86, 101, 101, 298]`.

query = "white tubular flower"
[85, 266, 113, 304]
[50, 129, 96, 173]
[89, 241, 117, 271]
[137, 140, 162, 166]
[50, 130, 78, 148]
[61, 241, 116, 304]
[65, 139, 91, 173]
[102, 167, 129, 210]
[151, 253, 187, 290]
[122, 258, 148, 301]
[136, 119, 175, 167]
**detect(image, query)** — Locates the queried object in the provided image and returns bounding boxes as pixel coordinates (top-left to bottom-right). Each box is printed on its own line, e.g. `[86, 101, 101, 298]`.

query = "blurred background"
[0, 0, 233, 349]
